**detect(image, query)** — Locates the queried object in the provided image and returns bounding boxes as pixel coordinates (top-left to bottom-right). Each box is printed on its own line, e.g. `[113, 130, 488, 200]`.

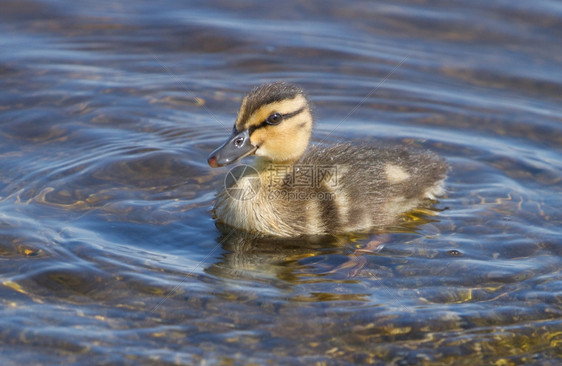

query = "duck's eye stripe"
[280, 106, 305, 120]
[261, 107, 305, 127]
[247, 106, 306, 136]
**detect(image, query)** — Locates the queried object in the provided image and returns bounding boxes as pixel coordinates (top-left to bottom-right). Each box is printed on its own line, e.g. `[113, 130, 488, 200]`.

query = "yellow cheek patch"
[249, 128, 266, 146]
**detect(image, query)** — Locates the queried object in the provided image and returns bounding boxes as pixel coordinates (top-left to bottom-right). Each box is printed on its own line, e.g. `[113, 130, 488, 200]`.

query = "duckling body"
[208, 82, 447, 237]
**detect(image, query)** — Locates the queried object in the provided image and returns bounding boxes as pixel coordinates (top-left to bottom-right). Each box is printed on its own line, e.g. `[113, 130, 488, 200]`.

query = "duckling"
[208, 82, 448, 237]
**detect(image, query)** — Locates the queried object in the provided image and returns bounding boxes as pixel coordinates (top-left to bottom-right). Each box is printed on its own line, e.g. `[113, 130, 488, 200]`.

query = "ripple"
[1, 0, 562, 364]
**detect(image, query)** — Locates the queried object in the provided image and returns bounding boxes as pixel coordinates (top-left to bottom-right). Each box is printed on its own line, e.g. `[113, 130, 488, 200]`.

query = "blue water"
[1, 0, 561, 364]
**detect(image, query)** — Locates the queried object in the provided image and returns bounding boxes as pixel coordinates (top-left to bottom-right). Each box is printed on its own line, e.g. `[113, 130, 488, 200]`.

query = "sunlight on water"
[1, 0, 561, 364]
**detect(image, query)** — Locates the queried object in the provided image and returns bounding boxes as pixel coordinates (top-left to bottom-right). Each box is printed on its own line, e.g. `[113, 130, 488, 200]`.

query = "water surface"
[1, 0, 561, 364]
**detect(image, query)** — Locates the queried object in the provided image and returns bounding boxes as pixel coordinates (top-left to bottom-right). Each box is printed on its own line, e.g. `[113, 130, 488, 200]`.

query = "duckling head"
[208, 82, 313, 167]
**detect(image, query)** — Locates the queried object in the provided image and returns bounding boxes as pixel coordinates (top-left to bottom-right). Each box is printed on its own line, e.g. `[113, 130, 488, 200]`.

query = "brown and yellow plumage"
[208, 82, 448, 237]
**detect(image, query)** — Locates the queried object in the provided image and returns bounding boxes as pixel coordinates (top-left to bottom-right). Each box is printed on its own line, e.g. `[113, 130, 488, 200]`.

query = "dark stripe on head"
[238, 82, 307, 127]
[248, 106, 306, 136]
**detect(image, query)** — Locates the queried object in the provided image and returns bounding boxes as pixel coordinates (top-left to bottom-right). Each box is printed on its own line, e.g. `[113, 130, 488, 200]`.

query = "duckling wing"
[297, 143, 448, 231]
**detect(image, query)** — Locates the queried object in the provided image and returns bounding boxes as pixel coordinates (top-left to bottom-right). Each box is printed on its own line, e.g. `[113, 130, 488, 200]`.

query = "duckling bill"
[208, 82, 448, 237]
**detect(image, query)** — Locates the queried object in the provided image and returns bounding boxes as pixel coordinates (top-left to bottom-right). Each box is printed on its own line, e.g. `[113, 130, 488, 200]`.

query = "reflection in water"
[207, 209, 444, 284]
[207, 222, 350, 281]
[1, 0, 562, 364]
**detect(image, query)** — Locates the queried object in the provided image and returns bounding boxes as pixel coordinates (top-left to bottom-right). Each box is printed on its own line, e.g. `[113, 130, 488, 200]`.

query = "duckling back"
[294, 143, 448, 234]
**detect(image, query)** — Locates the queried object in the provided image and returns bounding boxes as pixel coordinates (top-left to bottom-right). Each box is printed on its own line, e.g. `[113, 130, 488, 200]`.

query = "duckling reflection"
[205, 210, 443, 281]
[208, 82, 448, 237]
[205, 222, 350, 282]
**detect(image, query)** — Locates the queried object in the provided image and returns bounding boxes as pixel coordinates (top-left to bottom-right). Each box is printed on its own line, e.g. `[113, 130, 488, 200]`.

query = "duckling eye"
[266, 113, 283, 125]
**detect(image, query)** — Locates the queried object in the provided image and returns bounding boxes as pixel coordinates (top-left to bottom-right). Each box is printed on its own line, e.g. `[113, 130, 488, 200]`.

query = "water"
[1, 0, 561, 364]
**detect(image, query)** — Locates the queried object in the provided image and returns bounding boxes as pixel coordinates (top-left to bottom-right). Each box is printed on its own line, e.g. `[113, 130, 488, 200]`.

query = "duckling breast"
[213, 165, 310, 236]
